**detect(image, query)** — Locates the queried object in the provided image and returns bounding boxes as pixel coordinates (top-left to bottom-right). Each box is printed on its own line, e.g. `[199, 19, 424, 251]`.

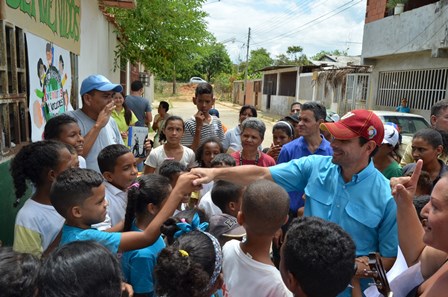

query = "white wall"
[78, 0, 120, 106]
[362, 2, 448, 59]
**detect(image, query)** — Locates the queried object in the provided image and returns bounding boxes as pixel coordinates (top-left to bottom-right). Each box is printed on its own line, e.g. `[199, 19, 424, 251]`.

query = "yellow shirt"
[111, 108, 138, 144]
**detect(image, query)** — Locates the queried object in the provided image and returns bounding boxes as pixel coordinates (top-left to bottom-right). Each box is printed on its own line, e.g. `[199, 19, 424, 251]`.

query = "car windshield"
[381, 116, 429, 136]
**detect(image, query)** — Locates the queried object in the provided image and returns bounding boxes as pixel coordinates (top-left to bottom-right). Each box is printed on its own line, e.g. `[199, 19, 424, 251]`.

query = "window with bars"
[376, 69, 448, 110]
[0, 21, 29, 158]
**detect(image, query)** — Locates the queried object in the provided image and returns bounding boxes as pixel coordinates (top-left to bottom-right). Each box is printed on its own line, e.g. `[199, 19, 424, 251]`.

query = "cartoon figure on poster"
[34, 43, 67, 123]
[27, 34, 73, 142]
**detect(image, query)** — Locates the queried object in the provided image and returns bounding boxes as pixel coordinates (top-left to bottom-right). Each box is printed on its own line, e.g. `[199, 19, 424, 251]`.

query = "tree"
[193, 41, 232, 82]
[312, 49, 348, 61]
[247, 48, 273, 78]
[109, 0, 209, 93]
[274, 53, 290, 66]
[273, 45, 310, 66]
[286, 45, 304, 61]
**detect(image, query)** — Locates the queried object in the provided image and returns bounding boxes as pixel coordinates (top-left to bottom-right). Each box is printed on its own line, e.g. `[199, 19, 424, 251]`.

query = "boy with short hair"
[211, 180, 243, 218]
[181, 83, 225, 151]
[222, 179, 292, 297]
[208, 180, 245, 246]
[98, 144, 137, 226]
[280, 217, 356, 297]
[50, 168, 198, 253]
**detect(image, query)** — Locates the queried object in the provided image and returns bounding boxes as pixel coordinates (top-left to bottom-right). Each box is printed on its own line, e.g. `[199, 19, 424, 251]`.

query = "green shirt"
[111, 108, 138, 144]
[382, 160, 402, 179]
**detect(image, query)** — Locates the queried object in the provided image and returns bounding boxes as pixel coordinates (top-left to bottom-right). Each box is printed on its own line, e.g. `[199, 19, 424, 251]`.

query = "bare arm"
[190, 111, 204, 151]
[144, 165, 156, 174]
[391, 160, 426, 266]
[118, 173, 200, 252]
[191, 165, 272, 187]
[145, 111, 152, 126]
[82, 101, 115, 156]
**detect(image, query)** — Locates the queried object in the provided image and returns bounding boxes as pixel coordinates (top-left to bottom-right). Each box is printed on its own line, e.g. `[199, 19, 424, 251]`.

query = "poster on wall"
[27, 33, 74, 142]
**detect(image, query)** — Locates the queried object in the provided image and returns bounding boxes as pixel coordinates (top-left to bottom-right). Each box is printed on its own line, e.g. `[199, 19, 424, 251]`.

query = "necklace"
[239, 150, 259, 166]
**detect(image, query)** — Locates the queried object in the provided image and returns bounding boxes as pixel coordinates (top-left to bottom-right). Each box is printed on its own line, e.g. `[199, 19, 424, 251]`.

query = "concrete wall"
[78, 0, 120, 107]
[362, 2, 448, 59]
[261, 94, 292, 116]
[233, 80, 262, 109]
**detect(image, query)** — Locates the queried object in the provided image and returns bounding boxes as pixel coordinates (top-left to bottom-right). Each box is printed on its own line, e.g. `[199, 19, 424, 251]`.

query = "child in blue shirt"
[121, 174, 171, 297]
[50, 167, 199, 253]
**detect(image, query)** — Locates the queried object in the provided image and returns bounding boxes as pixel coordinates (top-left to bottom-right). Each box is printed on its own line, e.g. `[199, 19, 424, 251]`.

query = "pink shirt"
[231, 151, 276, 167]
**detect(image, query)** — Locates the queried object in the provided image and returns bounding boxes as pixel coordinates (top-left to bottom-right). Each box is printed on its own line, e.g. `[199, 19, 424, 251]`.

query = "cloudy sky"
[203, 0, 367, 63]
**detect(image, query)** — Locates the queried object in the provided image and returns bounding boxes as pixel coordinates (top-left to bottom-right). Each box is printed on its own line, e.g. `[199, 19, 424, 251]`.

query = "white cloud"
[203, 0, 367, 62]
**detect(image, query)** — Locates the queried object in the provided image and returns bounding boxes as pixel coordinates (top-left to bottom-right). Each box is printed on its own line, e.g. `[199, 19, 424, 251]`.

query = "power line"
[250, 0, 316, 34]
[252, 0, 328, 36]
[251, 0, 362, 47]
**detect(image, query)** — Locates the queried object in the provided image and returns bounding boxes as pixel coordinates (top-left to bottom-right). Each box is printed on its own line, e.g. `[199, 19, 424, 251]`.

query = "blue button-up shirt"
[270, 155, 398, 258]
[270, 155, 398, 296]
[277, 136, 333, 213]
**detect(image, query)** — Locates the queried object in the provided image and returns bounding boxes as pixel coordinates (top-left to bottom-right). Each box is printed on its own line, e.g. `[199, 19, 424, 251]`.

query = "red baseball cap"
[320, 109, 384, 146]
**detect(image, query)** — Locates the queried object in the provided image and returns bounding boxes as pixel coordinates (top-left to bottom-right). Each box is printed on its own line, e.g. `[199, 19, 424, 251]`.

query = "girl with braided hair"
[121, 174, 172, 297]
[155, 212, 223, 297]
[11, 140, 76, 257]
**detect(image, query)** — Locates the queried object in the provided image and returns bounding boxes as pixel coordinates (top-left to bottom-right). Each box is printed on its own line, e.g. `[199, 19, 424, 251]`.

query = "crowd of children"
[7, 80, 448, 297]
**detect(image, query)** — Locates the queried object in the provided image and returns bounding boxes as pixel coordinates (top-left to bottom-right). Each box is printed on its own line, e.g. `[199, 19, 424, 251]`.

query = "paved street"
[153, 98, 276, 148]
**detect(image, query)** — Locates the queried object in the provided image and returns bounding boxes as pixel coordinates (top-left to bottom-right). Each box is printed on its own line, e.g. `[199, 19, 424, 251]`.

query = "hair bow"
[174, 213, 209, 239]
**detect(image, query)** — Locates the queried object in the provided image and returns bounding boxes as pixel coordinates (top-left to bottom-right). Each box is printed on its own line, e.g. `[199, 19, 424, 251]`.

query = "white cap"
[382, 124, 399, 147]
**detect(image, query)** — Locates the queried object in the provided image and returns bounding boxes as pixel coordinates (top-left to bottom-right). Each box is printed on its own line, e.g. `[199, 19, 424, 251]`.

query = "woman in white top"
[223, 105, 257, 153]
[144, 115, 196, 174]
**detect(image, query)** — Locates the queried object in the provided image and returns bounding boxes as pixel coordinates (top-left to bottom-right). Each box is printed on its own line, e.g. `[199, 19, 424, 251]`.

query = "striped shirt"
[181, 116, 225, 147]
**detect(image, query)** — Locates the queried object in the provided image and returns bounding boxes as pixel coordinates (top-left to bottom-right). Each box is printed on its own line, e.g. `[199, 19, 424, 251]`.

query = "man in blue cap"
[66, 74, 124, 172]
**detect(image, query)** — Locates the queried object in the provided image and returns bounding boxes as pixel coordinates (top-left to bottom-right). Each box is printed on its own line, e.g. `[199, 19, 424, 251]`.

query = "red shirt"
[231, 151, 276, 167]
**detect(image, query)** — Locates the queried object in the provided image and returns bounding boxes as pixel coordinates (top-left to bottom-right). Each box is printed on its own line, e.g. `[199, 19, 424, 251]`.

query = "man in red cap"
[191, 109, 398, 297]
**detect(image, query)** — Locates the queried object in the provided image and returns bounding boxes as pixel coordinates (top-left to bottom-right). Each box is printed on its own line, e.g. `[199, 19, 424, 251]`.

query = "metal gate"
[342, 73, 370, 114]
[376, 69, 448, 111]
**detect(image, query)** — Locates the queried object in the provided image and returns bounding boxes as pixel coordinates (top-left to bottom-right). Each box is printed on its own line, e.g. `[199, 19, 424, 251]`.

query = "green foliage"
[248, 48, 273, 78]
[193, 41, 232, 82]
[213, 72, 235, 101]
[110, 0, 209, 80]
[273, 45, 310, 66]
[311, 49, 348, 61]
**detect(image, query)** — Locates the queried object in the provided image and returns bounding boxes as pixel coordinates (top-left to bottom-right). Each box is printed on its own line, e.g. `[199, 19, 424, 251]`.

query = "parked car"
[189, 77, 207, 84]
[372, 110, 430, 158]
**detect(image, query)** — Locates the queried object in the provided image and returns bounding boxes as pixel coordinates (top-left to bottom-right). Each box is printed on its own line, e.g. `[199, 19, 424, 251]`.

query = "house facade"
[236, 59, 367, 118]
[0, 0, 148, 246]
[362, 0, 448, 119]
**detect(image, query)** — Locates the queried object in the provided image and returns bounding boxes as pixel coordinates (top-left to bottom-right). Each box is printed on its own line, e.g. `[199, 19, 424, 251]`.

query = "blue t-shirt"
[396, 106, 410, 113]
[60, 225, 122, 253]
[270, 155, 398, 297]
[277, 136, 333, 213]
[125, 95, 152, 127]
[121, 222, 166, 294]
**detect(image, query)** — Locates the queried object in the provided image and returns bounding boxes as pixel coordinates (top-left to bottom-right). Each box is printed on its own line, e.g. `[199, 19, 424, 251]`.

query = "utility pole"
[243, 27, 251, 105]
